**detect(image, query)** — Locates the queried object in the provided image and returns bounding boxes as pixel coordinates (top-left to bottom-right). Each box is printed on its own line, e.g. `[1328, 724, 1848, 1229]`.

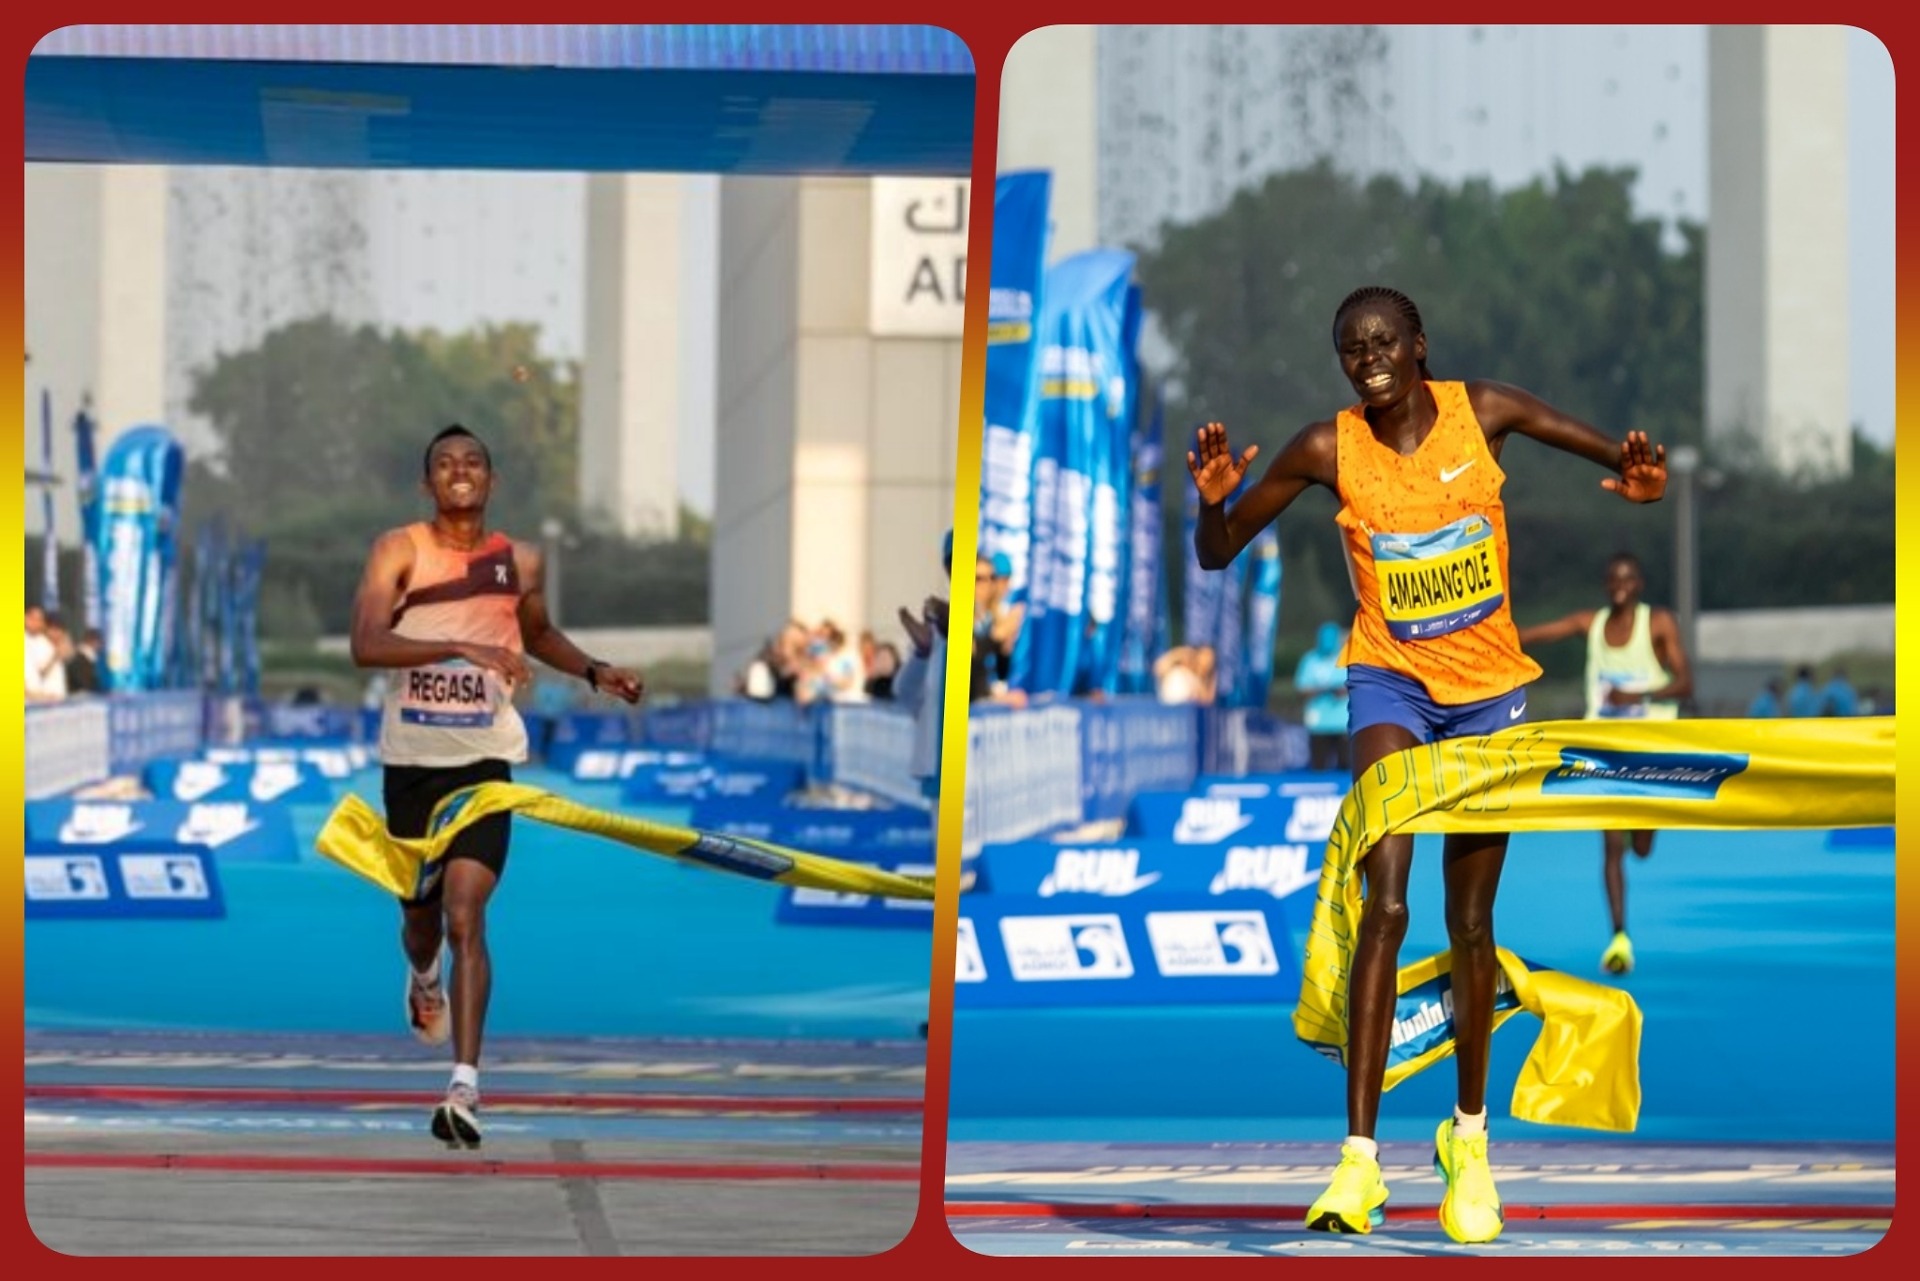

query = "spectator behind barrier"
[25, 605, 67, 702]
[1787, 665, 1822, 717]
[64, 626, 103, 696]
[1821, 665, 1859, 717]
[1153, 645, 1217, 706]
[1295, 621, 1351, 771]
[1746, 677, 1784, 718]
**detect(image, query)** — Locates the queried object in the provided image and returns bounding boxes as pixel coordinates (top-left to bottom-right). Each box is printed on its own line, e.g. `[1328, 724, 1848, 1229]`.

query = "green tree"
[183, 316, 709, 637]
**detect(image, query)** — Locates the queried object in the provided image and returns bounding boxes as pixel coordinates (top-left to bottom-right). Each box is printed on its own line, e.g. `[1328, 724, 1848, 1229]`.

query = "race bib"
[1596, 673, 1651, 719]
[1372, 514, 1504, 641]
[398, 660, 500, 728]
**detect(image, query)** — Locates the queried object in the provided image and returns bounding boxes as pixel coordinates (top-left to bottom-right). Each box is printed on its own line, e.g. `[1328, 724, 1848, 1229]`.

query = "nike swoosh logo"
[1440, 460, 1477, 483]
[1508, 704, 1527, 720]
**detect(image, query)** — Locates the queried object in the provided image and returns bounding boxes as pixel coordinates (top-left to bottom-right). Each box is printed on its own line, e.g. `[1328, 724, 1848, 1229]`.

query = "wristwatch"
[584, 660, 608, 691]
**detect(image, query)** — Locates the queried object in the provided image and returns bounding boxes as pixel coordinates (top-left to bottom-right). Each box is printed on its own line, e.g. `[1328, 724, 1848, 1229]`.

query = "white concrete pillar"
[999, 24, 1099, 261]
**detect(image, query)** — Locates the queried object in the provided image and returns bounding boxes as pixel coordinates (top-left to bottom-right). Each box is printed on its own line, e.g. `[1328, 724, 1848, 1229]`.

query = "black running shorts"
[383, 758, 513, 905]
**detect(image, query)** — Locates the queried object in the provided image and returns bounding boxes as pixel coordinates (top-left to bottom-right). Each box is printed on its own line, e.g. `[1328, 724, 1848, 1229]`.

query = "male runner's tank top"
[1334, 380, 1543, 705]
[378, 523, 529, 767]
[1585, 602, 1679, 720]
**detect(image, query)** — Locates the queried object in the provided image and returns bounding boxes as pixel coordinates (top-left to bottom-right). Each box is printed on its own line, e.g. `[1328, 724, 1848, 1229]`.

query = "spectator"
[1153, 645, 1217, 706]
[1787, 665, 1822, 718]
[865, 641, 901, 700]
[1746, 677, 1784, 718]
[1295, 621, 1351, 771]
[894, 532, 955, 800]
[810, 620, 869, 704]
[980, 552, 1024, 693]
[1821, 665, 1859, 717]
[64, 626, 103, 695]
[25, 605, 67, 703]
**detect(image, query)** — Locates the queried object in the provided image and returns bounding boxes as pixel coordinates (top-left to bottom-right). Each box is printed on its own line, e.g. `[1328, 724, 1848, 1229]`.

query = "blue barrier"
[1078, 698, 1202, 821]
[620, 758, 805, 804]
[253, 702, 362, 742]
[107, 691, 206, 775]
[204, 743, 371, 779]
[687, 801, 935, 852]
[26, 798, 302, 864]
[1200, 706, 1312, 776]
[955, 893, 1312, 1007]
[24, 844, 226, 920]
[710, 700, 816, 766]
[822, 704, 929, 809]
[569, 748, 708, 782]
[1193, 770, 1350, 798]
[144, 757, 334, 806]
[24, 700, 111, 799]
[978, 837, 1323, 902]
[637, 701, 713, 750]
[963, 704, 1084, 855]
[540, 709, 641, 773]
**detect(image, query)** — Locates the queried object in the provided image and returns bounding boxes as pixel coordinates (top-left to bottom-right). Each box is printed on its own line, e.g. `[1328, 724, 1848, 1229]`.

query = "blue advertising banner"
[95, 425, 184, 691]
[1080, 283, 1142, 696]
[143, 757, 333, 806]
[569, 748, 708, 782]
[1243, 526, 1282, 707]
[954, 893, 1308, 1008]
[980, 169, 1051, 650]
[24, 845, 226, 920]
[26, 798, 301, 864]
[72, 406, 102, 633]
[620, 759, 804, 805]
[1021, 249, 1135, 695]
[39, 390, 59, 611]
[1118, 386, 1167, 695]
[978, 837, 1323, 903]
[775, 852, 940, 929]
[1124, 789, 1344, 851]
[686, 801, 935, 852]
[1194, 771, 1351, 799]
[1076, 698, 1201, 821]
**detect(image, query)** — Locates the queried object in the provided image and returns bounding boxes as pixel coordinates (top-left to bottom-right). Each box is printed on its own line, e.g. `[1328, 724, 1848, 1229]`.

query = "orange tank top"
[378, 523, 528, 767]
[1333, 380, 1542, 705]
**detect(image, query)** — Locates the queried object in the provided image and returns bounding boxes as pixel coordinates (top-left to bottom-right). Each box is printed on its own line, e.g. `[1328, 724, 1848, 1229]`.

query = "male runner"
[1518, 551, 1693, 975]
[350, 424, 643, 1146]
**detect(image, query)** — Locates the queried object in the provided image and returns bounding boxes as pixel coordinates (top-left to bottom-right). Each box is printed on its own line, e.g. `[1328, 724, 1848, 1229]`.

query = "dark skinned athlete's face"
[1335, 306, 1426, 408]
[424, 437, 493, 514]
[1605, 559, 1644, 610]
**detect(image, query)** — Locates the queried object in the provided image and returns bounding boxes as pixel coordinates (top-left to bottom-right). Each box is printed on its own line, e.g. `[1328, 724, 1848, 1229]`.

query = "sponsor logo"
[177, 804, 260, 848]
[121, 855, 211, 900]
[25, 856, 109, 900]
[1439, 460, 1477, 483]
[1000, 914, 1134, 981]
[173, 762, 229, 801]
[1146, 911, 1281, 977]
[955, 919, 987, 982]
[1173, 797, 1254, 844]
[1542, 748, 1750, 800]
[1285, 795, 1343, 843]
[683, 834, 793, 880]
[1038, 849, 1161, 896]
[58, 804, 143, 844]
[574, 751, 621, 781]
[1208, 844, 1318, 898]
[249, 762, 303, 802]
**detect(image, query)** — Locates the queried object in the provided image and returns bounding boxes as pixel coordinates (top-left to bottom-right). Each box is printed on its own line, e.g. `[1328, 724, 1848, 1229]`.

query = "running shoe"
[1434, 1117, 1504, 1244]
[1600, 931, 1635, 976]
[406, 966, 451, 1046]
[1304, 1142, 1390, 1234]
[431, 1081, 482, 1149]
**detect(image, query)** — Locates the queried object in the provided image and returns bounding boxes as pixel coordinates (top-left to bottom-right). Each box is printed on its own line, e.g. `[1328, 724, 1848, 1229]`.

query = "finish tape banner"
[315, 782, 938, 903]
[1296, 716, 1895, 1132]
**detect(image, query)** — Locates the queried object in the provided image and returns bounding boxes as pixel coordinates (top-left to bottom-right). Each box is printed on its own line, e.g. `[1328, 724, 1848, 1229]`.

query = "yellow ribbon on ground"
[315, 781, 938, 903]
[1296, 716, 1894, 1132]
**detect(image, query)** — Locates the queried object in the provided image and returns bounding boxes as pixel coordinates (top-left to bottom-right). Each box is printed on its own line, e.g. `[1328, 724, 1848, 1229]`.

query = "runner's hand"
[458, 643, 532, 690]
[1602, 431, 1667, 503]
[1187, 422, 1259, 506]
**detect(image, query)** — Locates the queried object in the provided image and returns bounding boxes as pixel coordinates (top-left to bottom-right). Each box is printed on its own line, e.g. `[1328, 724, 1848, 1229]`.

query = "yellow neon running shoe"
[1304, 1142, 1390, 1234]
[1434, 1117, 1504, 1244]
[1601, 931, 1635, 976]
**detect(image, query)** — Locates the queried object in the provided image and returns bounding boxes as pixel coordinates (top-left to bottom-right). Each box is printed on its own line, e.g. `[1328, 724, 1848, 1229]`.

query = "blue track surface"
[26, 768, 934, 1043]
[949, 827, 1894, 1144]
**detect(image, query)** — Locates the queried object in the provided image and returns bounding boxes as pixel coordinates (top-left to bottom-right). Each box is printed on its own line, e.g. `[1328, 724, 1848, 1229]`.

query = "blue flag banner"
[1243, 526, 1283, 708]
[73, 407, 101, 633]
[1080, 284, 1143, 696]
[981, 170, 1052, 680]
[1022, 248, 1136, 695]
[40, 390, 60, 612]
[95, 425, 184, 691]
[1118, 386, 1166, 695]
[236, 540, 265, 696]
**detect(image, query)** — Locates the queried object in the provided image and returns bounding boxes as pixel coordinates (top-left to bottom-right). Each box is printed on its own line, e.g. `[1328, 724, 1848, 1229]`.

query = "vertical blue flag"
[94, 425, 184, 691]
[981, 170, 1051, 686]
[40, 390, 60, 613]
[1080, 285, 1144, 696]
[72, 406, 102, 634]
[1243, 526, 1283, 708]
[1119, 386, 1166, 694]
[236, 541, 266, 696]
[1021, 249, 1135, 696]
